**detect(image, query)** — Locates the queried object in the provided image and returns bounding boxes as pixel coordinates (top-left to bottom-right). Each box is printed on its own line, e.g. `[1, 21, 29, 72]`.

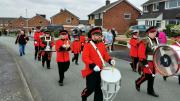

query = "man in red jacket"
[55, 30, 71, 86]
[71, 35, 81, 65]
[34, 26, 44, 61]
[129, 30, 139, 72]
[135, 26, 159, 97]
[80, 32, 86, 51]
[81, 27, 116, 101]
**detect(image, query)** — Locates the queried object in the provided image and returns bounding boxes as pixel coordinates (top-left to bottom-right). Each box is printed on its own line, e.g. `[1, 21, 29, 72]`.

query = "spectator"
[111, 28, 117, 50]
[158, 28, 167, 44]
[104, 29, 113, 52]
[15, 30, 29, 56]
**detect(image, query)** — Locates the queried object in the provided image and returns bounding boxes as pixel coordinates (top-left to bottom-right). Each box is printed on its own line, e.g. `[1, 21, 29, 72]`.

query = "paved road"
[0, 36, 180, 101]
[0, 43, 29, 101]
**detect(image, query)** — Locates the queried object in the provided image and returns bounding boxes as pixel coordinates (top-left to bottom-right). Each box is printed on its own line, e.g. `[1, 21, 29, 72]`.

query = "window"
[143, 5, 148, 12]
[95, 14, 99, 19]
[124, 13, 131, 19]
[156, 20, 161, 27]
[66, 18, 71, 23]
[165, 0, 180, 9]
[153, 3, 159, 11]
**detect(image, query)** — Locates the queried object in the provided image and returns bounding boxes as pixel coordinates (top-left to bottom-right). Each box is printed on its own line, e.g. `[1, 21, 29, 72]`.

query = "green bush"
[118, 41, 127, 45]
[54, 31, 59, 38]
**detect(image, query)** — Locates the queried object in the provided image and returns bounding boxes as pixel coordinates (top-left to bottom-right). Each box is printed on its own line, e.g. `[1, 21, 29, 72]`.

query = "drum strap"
[176, 41, 180, 46]
[90, 41, 106, 67]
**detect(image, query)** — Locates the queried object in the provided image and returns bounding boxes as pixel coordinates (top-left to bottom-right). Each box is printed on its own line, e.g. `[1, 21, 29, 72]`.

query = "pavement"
[0, 43, 29, 101]
[0, 36, 180, 101]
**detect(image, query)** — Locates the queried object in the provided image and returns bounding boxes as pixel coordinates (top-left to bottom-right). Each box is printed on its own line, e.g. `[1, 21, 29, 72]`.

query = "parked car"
[129, 25, 150, 37]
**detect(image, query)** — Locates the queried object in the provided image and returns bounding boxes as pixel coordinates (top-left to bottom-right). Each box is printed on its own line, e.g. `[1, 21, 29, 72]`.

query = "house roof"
[143, 0, 167, 6]
[163, 9, 180, 19]
[51, 9, 79, 19]
[89, 0, 141, 16]
[138, 12, 161, 19]
[0, 17, 17, 24]
[28, 14, 49, 22]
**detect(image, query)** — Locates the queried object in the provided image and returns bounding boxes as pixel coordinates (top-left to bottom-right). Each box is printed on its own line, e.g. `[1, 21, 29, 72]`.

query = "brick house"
[88, 0, 141, 34]
[51, 9, 80, 26]
[0, 17, 16, 29]
[137, 0, 180, 29]
[8, 16, 28, 30]
[28, 14, 50, 28]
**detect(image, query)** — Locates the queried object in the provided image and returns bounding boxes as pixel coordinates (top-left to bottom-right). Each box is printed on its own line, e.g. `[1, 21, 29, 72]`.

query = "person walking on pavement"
[135, 26, 159, 97]
[104, 29, 113, 52]
[34, 26, 44, 61]
[55, 30, 71, 86]
[111, 28, 116, 50]
[40, 30, 54, 69]
[81, 27, 116, 101]
[129, 30, 139, 72]
[71, 35, 81, 65]
[15, 30, 29, 56]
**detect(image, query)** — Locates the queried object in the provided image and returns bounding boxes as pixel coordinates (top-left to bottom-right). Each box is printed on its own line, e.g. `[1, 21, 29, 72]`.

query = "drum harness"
[147, 37, 159, 77]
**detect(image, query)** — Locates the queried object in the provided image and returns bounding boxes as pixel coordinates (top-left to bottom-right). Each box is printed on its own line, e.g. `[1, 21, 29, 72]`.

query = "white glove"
[62, 44, 66, 48]
[145, 64, 149, 68]
[66, 44, 70, 48]
[34, 41, 37, 44]
[111, 60, 116, 66]
[93, 65, 101, 72]
[152, 74, 155, 77]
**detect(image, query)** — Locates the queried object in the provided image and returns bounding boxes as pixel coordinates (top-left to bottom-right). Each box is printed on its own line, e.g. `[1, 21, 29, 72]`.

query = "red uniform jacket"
[129, 38, 139, 57]
[55, 39, 71, 62]
[80, 35, 86, 46]
[34, 31, 43, 46]
[138, 38, 158, 74]
[71, 40, 81, 54]
[81, 42, 111, 78]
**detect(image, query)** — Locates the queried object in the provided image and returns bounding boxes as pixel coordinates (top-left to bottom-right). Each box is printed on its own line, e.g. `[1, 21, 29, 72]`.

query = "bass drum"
[153, 45, 180, 76]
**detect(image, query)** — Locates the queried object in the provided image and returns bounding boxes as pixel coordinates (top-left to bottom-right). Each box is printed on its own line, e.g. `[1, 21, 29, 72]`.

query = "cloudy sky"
[0, 0, 148, 20]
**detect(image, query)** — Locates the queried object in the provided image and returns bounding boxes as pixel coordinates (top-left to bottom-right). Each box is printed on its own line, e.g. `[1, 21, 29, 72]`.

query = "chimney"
[106, 0, 110, 6]
[60, 9, 64, 12]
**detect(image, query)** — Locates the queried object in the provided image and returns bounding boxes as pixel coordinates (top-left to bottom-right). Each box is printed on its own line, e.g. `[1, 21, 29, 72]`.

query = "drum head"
[101, 67, 121, 83]
[154, 45, 180, 76]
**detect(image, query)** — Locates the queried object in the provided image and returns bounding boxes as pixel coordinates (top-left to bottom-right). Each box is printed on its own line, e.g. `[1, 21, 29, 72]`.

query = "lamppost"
[26, 9, 29, 35]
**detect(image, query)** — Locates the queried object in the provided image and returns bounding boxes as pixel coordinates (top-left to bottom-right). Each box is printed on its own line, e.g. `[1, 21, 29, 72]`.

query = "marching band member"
[34, 26, 44, 61]
[81, 27, 116, 101]
[80, 31, 86, 51]
[40, 30, 54, 69]
[71, 35, 81, 65]
[135, 26, 159, 97]
[129, 30, 139, 72]
[55, 30, 71, 86]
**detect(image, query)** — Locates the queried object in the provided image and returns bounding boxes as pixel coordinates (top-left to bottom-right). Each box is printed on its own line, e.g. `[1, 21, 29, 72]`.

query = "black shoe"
[72, 58, 74, 62]
[75, 62, 79, 65]
[147, 92, 159, 97]
[47, 67, 51, 69]
[135, 81, 140, 91]
[163, 76, 167, 81]
[82, 97, 87, 101]
[59, 82, 63, 86]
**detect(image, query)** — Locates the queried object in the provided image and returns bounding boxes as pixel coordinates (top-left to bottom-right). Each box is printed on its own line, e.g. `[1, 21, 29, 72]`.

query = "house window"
[100, 13, 103, 19]
[165, 0, 180, 9]
[66, 18, 71, 23]
[153, 3, 159, 11]
[156, 20, 161, 27]
[124, 13, 131, 19]
[143, 5, 148, 12]
[95, 14, 99, 19]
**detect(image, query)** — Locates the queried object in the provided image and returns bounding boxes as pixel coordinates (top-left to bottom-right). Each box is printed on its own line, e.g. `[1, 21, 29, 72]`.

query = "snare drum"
[101, 67, 121, 93]
[154, 45, 180, 76]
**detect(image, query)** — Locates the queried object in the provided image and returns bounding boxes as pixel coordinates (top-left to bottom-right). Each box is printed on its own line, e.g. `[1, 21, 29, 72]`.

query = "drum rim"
[100, 68, 121, 83]
[153, 45, 180, 76]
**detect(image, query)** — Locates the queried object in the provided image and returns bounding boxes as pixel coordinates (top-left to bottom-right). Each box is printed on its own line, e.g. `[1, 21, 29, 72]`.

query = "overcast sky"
[0, 0, 148, 20]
